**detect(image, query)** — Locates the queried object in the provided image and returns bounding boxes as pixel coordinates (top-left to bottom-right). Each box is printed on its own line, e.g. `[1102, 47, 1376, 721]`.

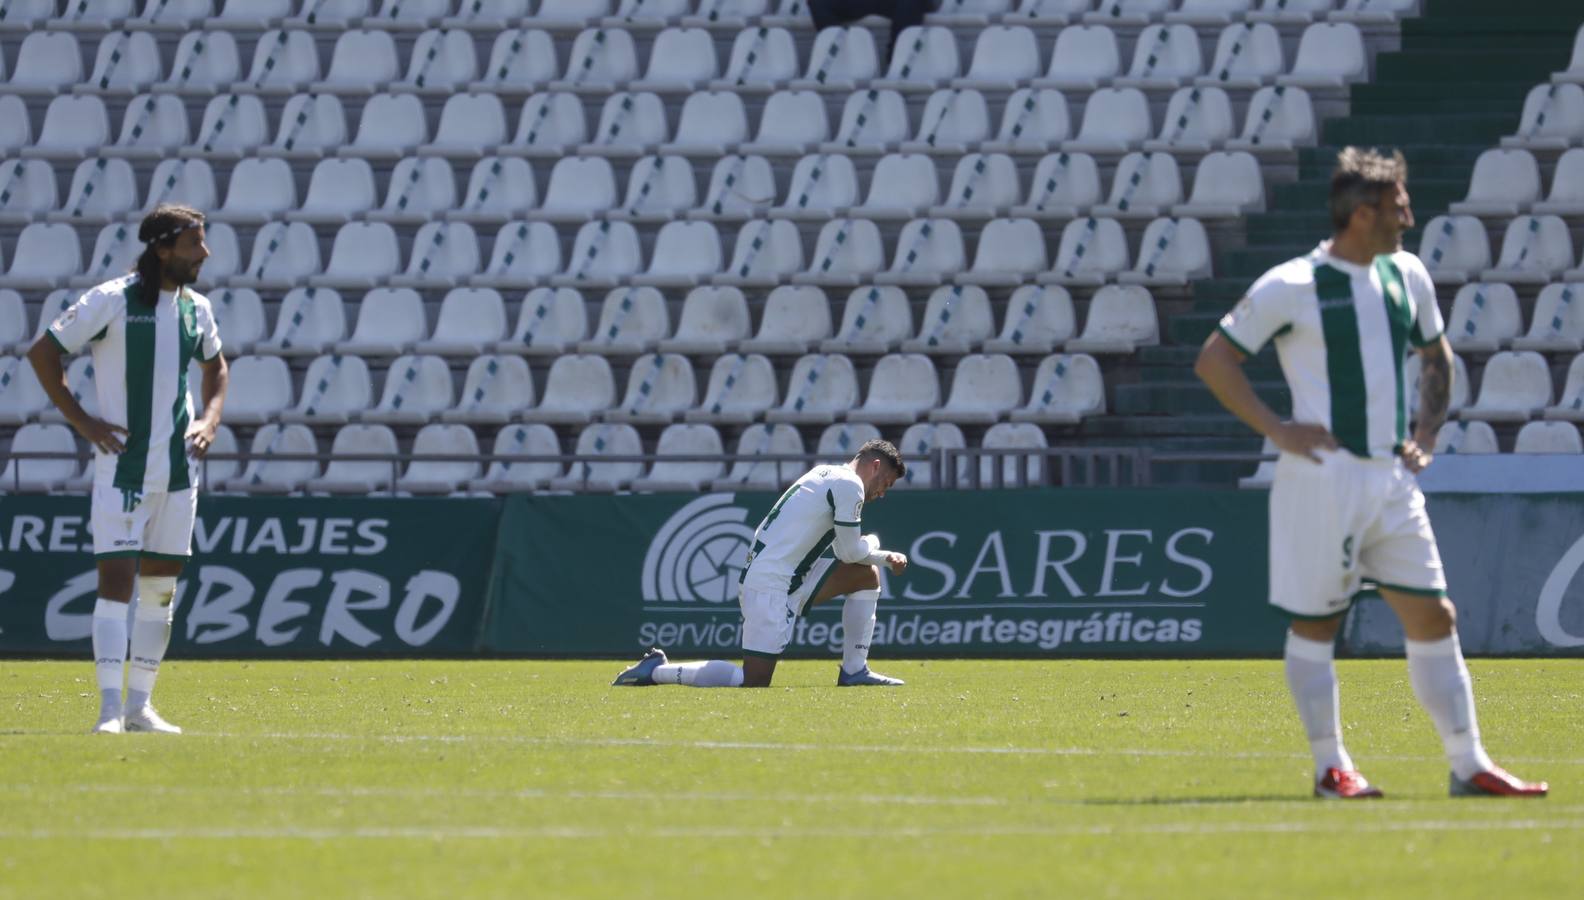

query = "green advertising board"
[484, 489, 1289, 657]
[0, 496, 502, 656]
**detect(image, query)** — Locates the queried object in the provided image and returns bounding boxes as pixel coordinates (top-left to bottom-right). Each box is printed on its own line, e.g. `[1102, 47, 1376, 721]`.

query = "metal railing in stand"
[0, 449, 1284, 493]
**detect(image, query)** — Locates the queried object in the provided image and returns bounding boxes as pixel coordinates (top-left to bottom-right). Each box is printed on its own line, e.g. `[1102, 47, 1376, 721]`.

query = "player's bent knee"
[1289, 615, 1343, 642]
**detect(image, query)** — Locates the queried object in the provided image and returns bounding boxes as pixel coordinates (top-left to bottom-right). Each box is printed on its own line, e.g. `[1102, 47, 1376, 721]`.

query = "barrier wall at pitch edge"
[0, 497, 503, 656]
[2, 492, 1583, 658]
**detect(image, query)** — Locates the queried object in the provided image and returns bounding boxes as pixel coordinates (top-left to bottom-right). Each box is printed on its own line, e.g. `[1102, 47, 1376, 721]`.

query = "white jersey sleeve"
[47, 287, 121, 355]
[1218, 264, 1300, 357]
[829, 475, 870, 563]
[1396, 252, 1445, 347]
[191, 293, 223, 360]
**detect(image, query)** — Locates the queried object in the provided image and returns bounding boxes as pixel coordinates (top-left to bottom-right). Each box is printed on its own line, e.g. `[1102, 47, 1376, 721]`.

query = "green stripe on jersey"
[1374, 257, 1413, 447]
[789, 529, 835, 593]
[167, 291, 200, 491]
[114, 281, 156, 491]
[1314, 264, 1369, 457]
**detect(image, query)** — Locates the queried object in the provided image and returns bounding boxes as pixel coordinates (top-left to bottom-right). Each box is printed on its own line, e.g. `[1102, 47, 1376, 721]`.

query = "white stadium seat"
[1433, 421, 1498, 456]
[550, 423, 644, 492]
[1196, 23, 1284, 88]
[280, 353, 372, 427]
[1534, 148, 1584, 216]
[876, 26, 960, 91]
[494, 287, 590, 356]
[713, 423, 806, 490]
[930, 353, 1021, 424]
[986, 88, 1071, 153]
[894, 422, 967, 490]
[630, 424, 726, 492]
[1227, 85, 1316, 152]
[363, 354, 455, 426]
[24, 95, 110, 160]
[661, 287, 752, 354]
[1144, 86, 1235, 153]
[417, 288, 510, 356]
[765, 353, 859, 424]
[1175, 151, 1265, 218]
[956, 25, 1041, 90]
[717, 218, 804, 286]
[796, 218, 884, 287]
[245, 30, 321, 94]
[423, 94, 508, 157]
[0, 160, 59, 224]
[290, 158, 376, 224]
[470, 424, 564, 493]
[1, 423, 79, 492]
[553, 27, 640, 91]
[213, 158, 296, 225]
[585, 91, 669, 157]
[306, 424, 399, 494]
[715, 26, 799, 91]
[776, 154, 860, 219]
[1037, 25, 1119, 90]
[1461, 351, 1551, 422]
[341, 93, 429, 159]
[849, 353, 941, 425]
[0, 355, 52, 425]
[985, 284, 1077, 355]
[826, 89, 910, 153]
[578, 286, 671, 354]
[339, 287, 428, 356]
[398, 424, 481, 495]
[233, 220, 320, 290]
[474, 29, 559, 92]
[634, 28, 718, 91]
[1450, 149, 1542, 217]
[1484, 215, 1573, 284]
[112, 95, 190, 160]
[1249, 0, 1336, 24]
[553, 220, 643, 288]
[6, 223, 81, 290]
[903, 89, 992, 155]
[1544, 353, 1584, 421]
[822, 286, 914, 354]
[1063, 87, 1151, 154]
[390, 221, 482, 289]
[1082, 0, 1172, 26]
[222, 355, 294, 425]
[662, 91, 750, 156]
[1044, 217, 1130, 286]
[1011, 151, 1103, 219]
[960, 218, 1048, 287]
[1416, 215, 1491, 285]
[794, 26, 879, 92]
[398, 29, 479, 92]
[8, 32, 82, 95]
[441, 354, 535, 425]
[933, 153, 1022, 220]
[522, 354, 616, 424]
[1095, 152, 1183, 219]
[1068, 284, 1161, 352]
[742, 92, 830, 156]
[617, 155, 697, 220]
[541, 156, 618, 221]
[451, 156, 540, 224]
[1118, 217, 1212, 286]
[686, 353, 777, 424]
[1116, 24, 1203, 90]
[607, 353, 697, 424]
[475, 221, 563, 288]
[979, 422, 1049, 487]
[1446, 283, 1522, 353]
[739, 285, 833, 354]
[1514, 421, 1583, 455]
[1515, 283, 1584, 353]
[878, 218, 965, 287]
[1278, 23, 1366, 89]
[1011, 352, 1106, 423]
[259, 287, 348, 357]
[315, 30, 400, 94]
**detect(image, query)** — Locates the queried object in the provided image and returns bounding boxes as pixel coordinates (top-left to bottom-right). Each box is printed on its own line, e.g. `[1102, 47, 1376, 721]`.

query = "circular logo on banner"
[1536, 534, 1584, 648]
[641, 494, 756, 604]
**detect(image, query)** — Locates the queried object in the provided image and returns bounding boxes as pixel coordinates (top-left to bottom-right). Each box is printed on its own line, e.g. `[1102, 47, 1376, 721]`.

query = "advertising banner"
[485, 489, 1290, 657]
[1347, 493, 1584, 655]
[0, 496, 502, 656]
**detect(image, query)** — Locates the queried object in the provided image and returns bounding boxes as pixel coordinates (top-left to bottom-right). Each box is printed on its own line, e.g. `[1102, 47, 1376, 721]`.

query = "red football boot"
[1451, 766, 1548, 798]
[1314, 767, 1385, 799]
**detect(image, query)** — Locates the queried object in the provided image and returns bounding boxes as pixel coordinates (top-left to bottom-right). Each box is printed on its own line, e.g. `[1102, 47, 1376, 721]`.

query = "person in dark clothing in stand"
[807, 0, 943, 68]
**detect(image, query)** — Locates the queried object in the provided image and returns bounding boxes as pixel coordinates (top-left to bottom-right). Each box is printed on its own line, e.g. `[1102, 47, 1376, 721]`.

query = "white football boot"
[91, 714, 124, 734]
[123, 706, 182, 734]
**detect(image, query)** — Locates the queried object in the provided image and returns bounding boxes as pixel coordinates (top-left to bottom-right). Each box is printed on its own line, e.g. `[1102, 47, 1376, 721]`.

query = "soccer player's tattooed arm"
[26, 335, 128, 455]
[1195, 330, 1338, 464]
[187, 354, 229, 458]
[1403, 335, 1454, 473]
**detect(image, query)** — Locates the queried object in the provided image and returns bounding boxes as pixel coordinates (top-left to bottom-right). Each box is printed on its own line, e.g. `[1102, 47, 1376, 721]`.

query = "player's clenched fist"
[882, 552, 908, 575]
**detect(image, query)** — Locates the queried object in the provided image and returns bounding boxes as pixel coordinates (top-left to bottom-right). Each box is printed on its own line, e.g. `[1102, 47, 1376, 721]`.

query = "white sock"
[126, 576, 177, 712]
[1405, 632, 1494, 780]
[651, 660, 744, 688]
[1284, 630, 1353, 777]
[92, 598, 128, 718]
[840, 589, 880, 675]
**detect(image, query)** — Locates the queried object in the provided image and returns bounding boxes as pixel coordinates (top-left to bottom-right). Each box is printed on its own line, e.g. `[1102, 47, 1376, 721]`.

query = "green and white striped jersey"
[47, 274, 223, 494]
[740, 464, 867, 596]
[1218, 243, 1444, 459]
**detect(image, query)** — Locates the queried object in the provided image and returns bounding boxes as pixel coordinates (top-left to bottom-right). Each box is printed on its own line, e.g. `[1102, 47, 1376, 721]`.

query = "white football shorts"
[1267, 448, 1446, 619]
[92, 483, 198, 559]
[739, 556, 837, 657]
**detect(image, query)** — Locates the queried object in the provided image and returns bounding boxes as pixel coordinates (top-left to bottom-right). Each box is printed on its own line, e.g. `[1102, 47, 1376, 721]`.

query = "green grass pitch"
[3, 658, 1581, 899]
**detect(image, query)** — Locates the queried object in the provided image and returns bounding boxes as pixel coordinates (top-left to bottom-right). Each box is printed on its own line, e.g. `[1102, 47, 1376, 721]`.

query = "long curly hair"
[133, 203, 206, 302]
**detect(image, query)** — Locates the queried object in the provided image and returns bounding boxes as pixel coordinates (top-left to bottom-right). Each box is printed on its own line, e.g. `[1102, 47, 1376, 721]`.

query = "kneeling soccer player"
[614, 439, 910, 688]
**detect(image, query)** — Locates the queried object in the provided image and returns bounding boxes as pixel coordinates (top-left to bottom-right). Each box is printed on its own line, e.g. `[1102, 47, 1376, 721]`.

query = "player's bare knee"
[95, 559, 137, 602]
[1289, 615, 1342, 642]
[862, 564, 881, 591]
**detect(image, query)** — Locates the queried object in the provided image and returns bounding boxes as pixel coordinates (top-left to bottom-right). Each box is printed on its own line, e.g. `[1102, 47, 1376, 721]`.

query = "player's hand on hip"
[1270, 421, 1338, 464]
[185, 419, 218, 458]
[72, 416, 129, 455]
[1399, 438, 1432, 473]
[884, 552, 908, 576]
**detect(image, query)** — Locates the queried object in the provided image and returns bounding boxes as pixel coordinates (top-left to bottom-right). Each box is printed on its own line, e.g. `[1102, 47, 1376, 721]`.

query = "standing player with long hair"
[27, 203, 229, 734]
